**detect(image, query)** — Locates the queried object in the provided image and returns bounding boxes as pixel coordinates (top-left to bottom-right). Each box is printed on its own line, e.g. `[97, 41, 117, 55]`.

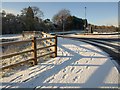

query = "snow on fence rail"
[0, 32, 57, 70]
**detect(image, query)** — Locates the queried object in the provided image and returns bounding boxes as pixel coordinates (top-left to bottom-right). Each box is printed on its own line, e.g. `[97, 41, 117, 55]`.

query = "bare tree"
[52, 9, 71, 25]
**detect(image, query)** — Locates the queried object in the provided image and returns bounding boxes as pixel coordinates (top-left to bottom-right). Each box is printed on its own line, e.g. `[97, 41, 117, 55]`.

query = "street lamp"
[85, 7, 86, 19]
[62, 19, 65, 37]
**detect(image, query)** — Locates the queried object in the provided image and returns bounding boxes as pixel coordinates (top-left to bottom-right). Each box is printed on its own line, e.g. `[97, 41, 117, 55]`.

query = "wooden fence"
[0, 32, 57, 70]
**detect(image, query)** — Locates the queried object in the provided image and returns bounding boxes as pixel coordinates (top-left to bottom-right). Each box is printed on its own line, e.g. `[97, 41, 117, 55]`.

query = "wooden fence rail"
[0, 32, 57, 70]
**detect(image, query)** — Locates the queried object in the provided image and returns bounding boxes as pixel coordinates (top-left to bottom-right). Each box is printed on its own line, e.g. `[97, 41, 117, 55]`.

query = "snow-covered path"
[1, 37, 119, 89]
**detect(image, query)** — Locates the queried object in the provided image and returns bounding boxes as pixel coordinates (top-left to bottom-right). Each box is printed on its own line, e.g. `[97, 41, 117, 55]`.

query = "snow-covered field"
[64, 34, 119, 39]
[1, 37, 118, 89]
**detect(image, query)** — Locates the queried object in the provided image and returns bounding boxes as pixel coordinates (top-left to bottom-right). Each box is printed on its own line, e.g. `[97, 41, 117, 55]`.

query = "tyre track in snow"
[60, 36, 120, 72]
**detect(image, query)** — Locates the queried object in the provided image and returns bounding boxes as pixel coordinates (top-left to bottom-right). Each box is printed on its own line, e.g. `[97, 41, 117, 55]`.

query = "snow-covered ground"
[0, 34, 22, 40]
[1, 37, 119, 89]
[64, 34, 119, 39]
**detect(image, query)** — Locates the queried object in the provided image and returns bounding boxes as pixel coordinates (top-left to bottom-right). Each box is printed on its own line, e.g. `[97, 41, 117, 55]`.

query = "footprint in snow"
[71, 67, 75, 72]
[86, 65, 89, 69]
[73, 76, 78, 81]
[77, 62, 79, 64]
[76, 69, 83, 73]
[22, 77, 32, 82]
[91, 58, 93, 60]
[10, 75, 22, 82]
[62, 74, 67, 79]
[46, 77, 54, 83]
[29, 71, 36, 75]
[86, 60, 89, 63]
[63, 69, 66, 72]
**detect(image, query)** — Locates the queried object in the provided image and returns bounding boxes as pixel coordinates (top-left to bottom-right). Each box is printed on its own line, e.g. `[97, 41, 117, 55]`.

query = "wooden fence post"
[55, 35, 57, 57]
[32, 37, 38, 65]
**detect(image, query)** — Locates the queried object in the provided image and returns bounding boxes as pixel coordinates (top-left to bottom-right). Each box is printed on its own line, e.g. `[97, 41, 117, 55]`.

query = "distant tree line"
[2, 6, 48, 34]
[2, 6, 88, 34]
[89, 24, 119, 33]
[2, 6, 118, 34]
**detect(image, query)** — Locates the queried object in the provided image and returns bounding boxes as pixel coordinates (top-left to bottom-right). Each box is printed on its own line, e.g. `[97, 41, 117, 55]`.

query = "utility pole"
[84, 7, 87, 33]
[62, 15, 65, 37]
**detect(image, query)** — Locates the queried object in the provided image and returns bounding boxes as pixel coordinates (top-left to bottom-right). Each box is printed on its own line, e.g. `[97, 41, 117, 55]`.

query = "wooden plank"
[32, 37, 38, 65]
[41, 32, 54, 37]
[37, 37, 55, 41]
[0, 39, 32, 46]
[1, 58, 34, 70]
[37, 51, 55, 59]
[37, 45, 55, 51]
[1, 32, 57, 70]
[0, 49, 33, 59]
[54, 35, 57, 57]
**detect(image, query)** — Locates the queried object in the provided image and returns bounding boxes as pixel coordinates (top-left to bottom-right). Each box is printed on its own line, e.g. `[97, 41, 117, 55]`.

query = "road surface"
[59, 35, 120, 72]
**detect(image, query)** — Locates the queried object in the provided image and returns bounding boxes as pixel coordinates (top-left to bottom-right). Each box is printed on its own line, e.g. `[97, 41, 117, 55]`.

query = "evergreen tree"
[25, 6, 35, 31]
